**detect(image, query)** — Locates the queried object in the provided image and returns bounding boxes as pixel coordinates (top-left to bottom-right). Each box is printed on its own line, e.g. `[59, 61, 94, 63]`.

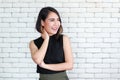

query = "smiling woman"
[29, 7, 73, 80]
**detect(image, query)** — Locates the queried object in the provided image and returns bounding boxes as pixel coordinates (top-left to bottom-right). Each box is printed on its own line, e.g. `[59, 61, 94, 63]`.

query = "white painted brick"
[69, 28, 84, 32]
[111, 43, 120, 48]
[94, 23, 110, 28]
[19, 0, 34, 2]
[3, 38, 19, 42]
[102, 48, 118, 53]
[0, 53, 9, 57]
[2, 18, 18, 22]
[103, 0, 119, 2]
[57, 8, 70, 12]
[80, 3, 95, 8]
[87, 59, 102, 63]
[85, 48, 101, 52]
[13, 3, 28, 8]
[79, 13, 94, 17]
[0, 63, 12, 68]
[79, 74, 94, 78]
[104, 38, 119, 42]
[85, 28, 101, 32]
[87, 8, 103, 12]
[113, 3, 120, 7]
[5, 8, 20, 12]
[102, 28, 118, 32]
[78, 23, 94, 27]
[20, 8, 36, 12]
[9, 53, 25, 58]
[86, 18, 102, 22]
[28, 3, 45, 8]
[103, 8, 119, 12]
[3, 58, 19, 63]
[77, 53, 92, 58]
[71, 38, 85, 42]
[0, 3, 12, 8]
[12, 73, 28, 78]
[102, 69, 118, 73]
[11, 43, 27, 48]
[69, 0, 85, 2]
[19, 18, 34, 22]
[78, 43, 94, 48]
[95, 13, 111, 17]
[111, 64, 120, 68]
[102, 18, 118, 22]
[12, 13, 27, 18]
[72, 48, 84, 52]
[70, 8, 86, 12]
[1, 28, 18, 32]
[12, 63, 29, 68]
[78, 64, 94, 68]
[0, 43, 11, 48]
[95, 74, 110, 78]
[46, 3, 62, 7]
[18, 48, 30, 52]
[112, 13, 120, 17]
[86, 38, 103, 42]
[2, 0, 19, 2]
[93, 53, 110, 58]
[0, 73, 12, 77]
[86, 69, 102, 73]
[63, 3, 79, 8]
[74, 58, 86, 63]
[35, 0, 54, 2]
[10, 23, 26, 27]
[69, 18, 85, 22]
[0, 13, 11, 17]
[0, 8, 4, 12]
[95, 64, 110, 68]
[0, 32, 10, 37]
[78, 33, 94, 37]
[19, 68, 35, 73]
[111, 74, 120, 78]
[19, 58, 33, 63]
[50, 0, 69, 2]
[94, 43, 111, 48]
[28, 13, 38, 17]
[94, 33, 110, 37]
[86, 0, 102, 2]
[96, 3, 112, 8]
[103, 59, 119, 63]
[3, 68, 19, 72]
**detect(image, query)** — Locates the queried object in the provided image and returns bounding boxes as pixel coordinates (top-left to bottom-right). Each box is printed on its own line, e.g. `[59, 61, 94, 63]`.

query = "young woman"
[29, 6, 73, 80]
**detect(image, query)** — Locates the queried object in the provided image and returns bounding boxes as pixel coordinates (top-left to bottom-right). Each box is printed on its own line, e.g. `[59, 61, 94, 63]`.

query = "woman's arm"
[40, 35, 73, 71]
[29, 29, 49, 65]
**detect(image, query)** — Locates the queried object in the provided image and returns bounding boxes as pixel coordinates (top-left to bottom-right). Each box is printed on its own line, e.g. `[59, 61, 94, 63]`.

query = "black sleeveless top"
[34, 34, 65, 74]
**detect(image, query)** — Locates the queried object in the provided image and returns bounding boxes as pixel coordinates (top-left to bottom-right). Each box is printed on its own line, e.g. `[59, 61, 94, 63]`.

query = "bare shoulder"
[29, 40, 37, 49]
[29, 40, 34, 47]
[63, 35, 70, 42]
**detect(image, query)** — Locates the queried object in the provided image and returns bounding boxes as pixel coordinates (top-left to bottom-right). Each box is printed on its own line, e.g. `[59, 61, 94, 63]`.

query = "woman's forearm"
[40, 62, 73, 71]
[32, 39, 49, 65]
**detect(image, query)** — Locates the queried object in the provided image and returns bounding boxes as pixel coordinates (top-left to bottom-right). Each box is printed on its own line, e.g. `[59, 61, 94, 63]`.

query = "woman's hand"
[41, 29, 49, 40]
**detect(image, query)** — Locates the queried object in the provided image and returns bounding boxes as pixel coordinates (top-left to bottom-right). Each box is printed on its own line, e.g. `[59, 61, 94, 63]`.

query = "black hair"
[35, 6, 63, 39]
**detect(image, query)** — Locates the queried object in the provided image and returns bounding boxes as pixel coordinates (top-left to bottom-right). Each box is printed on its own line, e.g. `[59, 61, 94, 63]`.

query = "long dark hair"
[35, 6, 63, 39]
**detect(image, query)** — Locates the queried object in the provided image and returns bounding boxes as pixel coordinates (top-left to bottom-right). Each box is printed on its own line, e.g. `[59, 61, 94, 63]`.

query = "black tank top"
[34, 34, 65, 74]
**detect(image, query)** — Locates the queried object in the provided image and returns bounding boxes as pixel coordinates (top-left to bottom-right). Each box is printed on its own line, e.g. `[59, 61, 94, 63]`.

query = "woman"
[29, 6, 73, 80]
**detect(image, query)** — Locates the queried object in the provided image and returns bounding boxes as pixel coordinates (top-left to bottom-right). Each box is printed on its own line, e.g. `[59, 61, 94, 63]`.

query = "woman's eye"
[49, 19, 54, 21]
[50, 19, 54, 21]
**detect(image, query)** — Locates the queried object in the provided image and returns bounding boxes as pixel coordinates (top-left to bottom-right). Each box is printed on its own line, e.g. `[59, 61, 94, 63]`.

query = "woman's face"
[42, 12, 60, 36]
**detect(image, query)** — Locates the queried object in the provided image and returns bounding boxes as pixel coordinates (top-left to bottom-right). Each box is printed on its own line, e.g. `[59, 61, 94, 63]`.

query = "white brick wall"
[0, 0, 120, 80]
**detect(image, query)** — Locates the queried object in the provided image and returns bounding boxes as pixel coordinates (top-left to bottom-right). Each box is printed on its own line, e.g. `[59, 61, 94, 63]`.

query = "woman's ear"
[41, 20, 44, 27]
